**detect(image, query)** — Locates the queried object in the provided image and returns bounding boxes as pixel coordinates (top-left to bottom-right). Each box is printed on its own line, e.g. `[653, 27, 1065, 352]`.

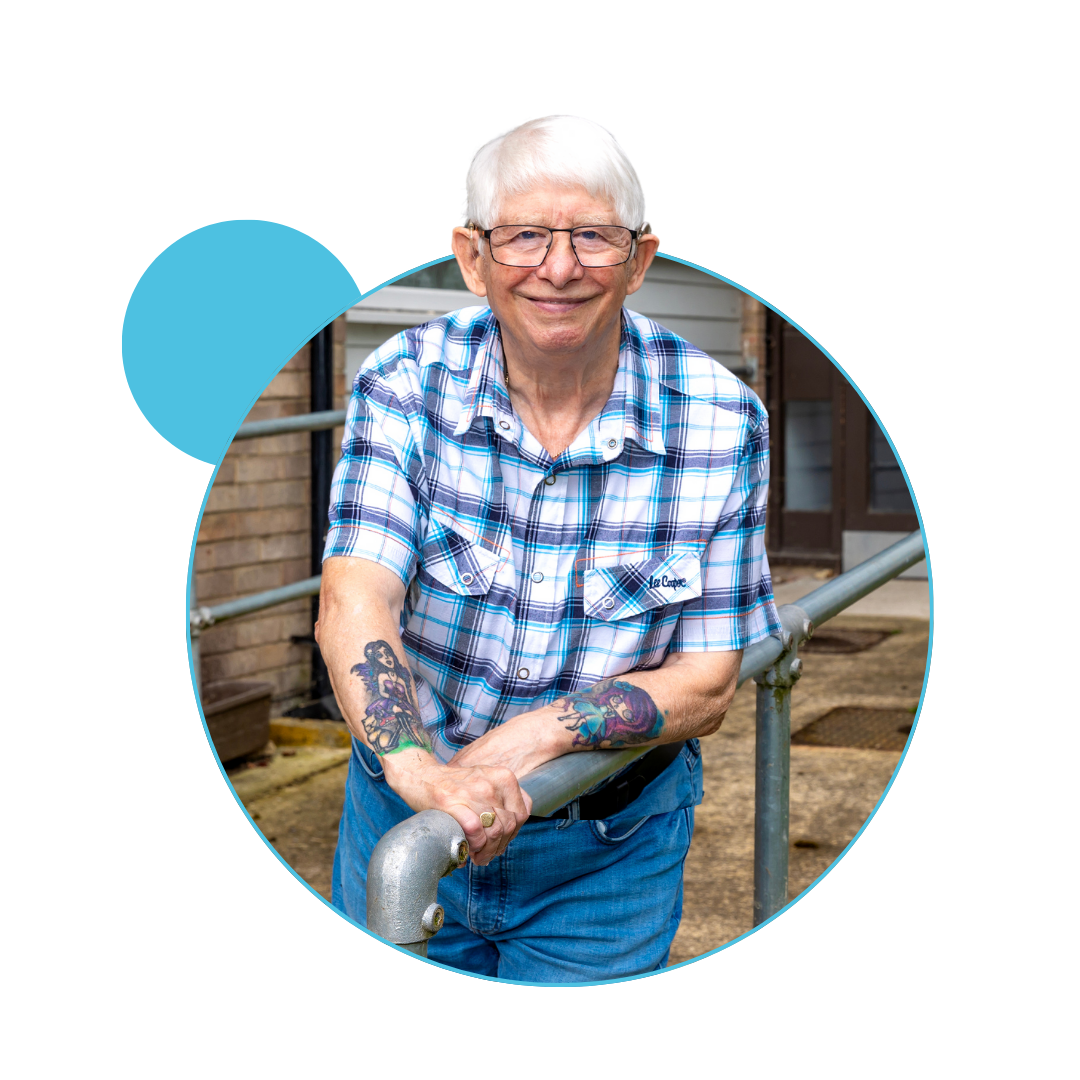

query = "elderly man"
[317, 115, 779, 982]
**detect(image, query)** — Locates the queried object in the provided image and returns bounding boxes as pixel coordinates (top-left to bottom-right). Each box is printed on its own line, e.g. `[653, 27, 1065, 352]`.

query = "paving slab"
[773, 570, 931, 619]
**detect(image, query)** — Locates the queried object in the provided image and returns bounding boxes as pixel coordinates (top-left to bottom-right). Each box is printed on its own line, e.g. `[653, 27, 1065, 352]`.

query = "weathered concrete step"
[228, 745, 350, 803]
[269, 717, 352, 749]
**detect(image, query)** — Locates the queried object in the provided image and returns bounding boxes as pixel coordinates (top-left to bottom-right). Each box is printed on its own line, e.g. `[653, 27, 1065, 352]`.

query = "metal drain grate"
[799, 629, 891, 654]
[792, 707, 915, 751]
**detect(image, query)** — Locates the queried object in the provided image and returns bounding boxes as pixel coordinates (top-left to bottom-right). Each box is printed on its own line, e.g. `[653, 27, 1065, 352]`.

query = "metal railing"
[190, 410, 927, 954]
[232, 409, 347, 441]
[365, 531, 927, 954]
[189, 410, 344, 690]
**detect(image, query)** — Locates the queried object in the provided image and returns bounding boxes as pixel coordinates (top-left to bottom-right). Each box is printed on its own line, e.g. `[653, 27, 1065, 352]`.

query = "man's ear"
[624, 233, 660, 296]
[451, 227, 488, 297]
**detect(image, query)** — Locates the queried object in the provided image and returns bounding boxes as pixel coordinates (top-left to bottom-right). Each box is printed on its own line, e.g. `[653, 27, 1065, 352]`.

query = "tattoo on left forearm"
[554, 679, 665, 748]
[349, 639, 432, 756]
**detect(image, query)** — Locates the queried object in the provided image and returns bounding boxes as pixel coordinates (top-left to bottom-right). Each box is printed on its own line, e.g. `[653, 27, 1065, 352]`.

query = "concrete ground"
[228, 568, 930, 967]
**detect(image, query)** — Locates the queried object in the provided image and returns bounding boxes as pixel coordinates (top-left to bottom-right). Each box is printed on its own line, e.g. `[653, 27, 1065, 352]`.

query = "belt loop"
[568, 798, 580, 822]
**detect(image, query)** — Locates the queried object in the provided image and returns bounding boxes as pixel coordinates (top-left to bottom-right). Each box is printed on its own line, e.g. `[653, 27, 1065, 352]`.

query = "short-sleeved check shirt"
[324, 305, 780, 763]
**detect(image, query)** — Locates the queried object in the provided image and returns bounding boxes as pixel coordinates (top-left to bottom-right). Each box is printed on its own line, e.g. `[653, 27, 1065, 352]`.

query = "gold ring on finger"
[480, 811, 496, 828]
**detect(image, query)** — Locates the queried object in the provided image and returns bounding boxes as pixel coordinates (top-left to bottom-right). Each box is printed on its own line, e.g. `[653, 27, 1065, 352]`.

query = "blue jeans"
[331, 738, 702, 983]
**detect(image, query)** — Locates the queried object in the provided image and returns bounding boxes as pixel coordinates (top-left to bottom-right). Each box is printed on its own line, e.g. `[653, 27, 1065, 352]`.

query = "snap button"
[607, 438, 618, 448]
[499, 420, 511, 430]
[532, 571, 544, 583]
[460, 572, 474, 585]
[602, 597, 616, 610]
[544, 475, 556, 486]
[516, 667, 530, 680]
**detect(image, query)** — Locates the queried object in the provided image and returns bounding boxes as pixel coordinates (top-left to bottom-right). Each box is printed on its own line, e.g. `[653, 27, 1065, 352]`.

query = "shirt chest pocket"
[582, 550, 703, 622]
[418, 511, 506, 597]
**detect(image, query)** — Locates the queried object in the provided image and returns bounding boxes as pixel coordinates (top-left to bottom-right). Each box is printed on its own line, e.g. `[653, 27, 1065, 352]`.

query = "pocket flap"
[583, 551, 702, 621]
[420, 513, 505, 596]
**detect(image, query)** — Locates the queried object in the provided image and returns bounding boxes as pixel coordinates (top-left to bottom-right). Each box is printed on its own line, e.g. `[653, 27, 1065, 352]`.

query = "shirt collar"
[452, 308, 666, 458]
[453, 310, 508, 437]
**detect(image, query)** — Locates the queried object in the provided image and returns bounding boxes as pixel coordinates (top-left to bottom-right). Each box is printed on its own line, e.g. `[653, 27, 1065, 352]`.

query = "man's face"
[452, 183, 658, 361]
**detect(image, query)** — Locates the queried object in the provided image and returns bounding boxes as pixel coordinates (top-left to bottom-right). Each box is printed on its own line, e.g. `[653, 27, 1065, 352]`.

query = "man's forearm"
[316, 557, 532, 864]
[448, 651, 742, 775]
[316, 591, 433, 762]
[555, 652, 742, 748]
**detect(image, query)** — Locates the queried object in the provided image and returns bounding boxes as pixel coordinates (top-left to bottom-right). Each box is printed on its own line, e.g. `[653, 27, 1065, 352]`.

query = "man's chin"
[526, 325, 596, 355]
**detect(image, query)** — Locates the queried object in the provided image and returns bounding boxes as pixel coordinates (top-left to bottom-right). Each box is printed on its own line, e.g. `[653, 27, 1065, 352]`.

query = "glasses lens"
[571, 226, 634, 266]
[487, 226, 552, 266]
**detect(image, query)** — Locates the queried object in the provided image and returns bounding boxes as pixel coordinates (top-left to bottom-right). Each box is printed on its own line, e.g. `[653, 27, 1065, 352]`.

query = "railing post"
[753, 606, 809, 926]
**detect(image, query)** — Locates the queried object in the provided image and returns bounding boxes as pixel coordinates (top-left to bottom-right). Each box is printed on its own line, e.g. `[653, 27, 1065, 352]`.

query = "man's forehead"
[494, 182, 619, 224]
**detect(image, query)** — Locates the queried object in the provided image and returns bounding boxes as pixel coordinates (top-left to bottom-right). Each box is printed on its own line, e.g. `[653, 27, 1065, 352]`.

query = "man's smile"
[521, 294, 596, 313]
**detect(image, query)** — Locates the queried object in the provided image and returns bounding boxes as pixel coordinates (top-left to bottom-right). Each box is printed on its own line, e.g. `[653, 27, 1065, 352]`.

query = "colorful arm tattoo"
[555, 679, 665, 748]
[349, 640, 432, 756]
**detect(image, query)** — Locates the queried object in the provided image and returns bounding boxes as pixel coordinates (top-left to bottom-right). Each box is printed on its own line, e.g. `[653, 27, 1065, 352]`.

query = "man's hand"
[318, 556, 532, 866]
[382, 750, 532, 865]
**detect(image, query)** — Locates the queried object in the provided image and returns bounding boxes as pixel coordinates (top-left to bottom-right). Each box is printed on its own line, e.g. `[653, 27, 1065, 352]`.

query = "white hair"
[465, 115, 646, 230]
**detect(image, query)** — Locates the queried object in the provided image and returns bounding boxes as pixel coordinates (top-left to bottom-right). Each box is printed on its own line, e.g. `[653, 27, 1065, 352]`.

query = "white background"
[3, 2, 1076, 1075]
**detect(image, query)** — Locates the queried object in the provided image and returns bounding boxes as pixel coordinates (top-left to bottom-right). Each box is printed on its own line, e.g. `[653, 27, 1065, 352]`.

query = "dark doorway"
[764, 312, 918, 565]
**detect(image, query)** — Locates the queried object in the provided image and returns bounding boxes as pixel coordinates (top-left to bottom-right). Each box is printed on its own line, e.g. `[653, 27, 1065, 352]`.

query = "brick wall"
[194, 316, 347, 709]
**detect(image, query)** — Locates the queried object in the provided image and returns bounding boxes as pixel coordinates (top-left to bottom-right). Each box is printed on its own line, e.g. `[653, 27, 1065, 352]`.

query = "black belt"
[526, 741, 685, 823]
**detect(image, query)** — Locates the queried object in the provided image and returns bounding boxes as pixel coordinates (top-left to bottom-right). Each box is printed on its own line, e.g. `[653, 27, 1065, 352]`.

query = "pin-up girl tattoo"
[349, 640, 431, 755]
[555, 679, 664, 748]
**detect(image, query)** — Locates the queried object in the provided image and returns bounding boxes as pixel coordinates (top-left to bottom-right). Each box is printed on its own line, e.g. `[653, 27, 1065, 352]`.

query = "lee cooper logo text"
[647, 575, 688, 590]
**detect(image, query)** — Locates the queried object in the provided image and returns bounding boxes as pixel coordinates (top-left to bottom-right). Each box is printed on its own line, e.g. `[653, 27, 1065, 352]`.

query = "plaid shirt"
[325, 306, 780, 763]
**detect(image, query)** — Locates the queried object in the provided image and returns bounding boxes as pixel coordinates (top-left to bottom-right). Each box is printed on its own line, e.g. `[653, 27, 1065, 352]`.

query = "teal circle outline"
[184, 252, 933, 987]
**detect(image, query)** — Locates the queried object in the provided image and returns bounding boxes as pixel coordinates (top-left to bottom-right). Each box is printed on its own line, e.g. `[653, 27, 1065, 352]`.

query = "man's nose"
[538, 231, 584, 286]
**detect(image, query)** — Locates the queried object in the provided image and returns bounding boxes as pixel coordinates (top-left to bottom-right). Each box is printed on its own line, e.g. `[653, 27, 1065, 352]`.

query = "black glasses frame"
[479, 225, 640, 268]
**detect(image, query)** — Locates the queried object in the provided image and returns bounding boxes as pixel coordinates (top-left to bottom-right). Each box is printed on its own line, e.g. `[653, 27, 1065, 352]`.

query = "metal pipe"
[233, 409, 346, 440]
[753, 676, 792, 924]
[752, 607, 806, 925]
[737, 530, 925, 687]
[189, 575, 322, 630]
[794, 531, 925, 628]
[366, 810, 469, 954]
[520, 746, 650, 818]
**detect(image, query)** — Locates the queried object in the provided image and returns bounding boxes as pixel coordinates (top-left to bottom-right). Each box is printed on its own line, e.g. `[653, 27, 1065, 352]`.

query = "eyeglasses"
[478, 224, 641, 268]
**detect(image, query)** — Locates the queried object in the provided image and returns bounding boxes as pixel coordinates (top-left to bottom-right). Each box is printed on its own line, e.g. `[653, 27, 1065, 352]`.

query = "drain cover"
[792, 706, 915, 750]
[800, 629, 890, 654]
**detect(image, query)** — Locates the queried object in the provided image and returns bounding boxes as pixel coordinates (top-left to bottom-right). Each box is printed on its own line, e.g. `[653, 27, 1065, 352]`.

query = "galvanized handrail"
[189, 576, 322, 695]
[365, 530, 927, 954]
[233, 409, 347, 440]
[189, 408, 346, 690]
[190, 575, 322, 631]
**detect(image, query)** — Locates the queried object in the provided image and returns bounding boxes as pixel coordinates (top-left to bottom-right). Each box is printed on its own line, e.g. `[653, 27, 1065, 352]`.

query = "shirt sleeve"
[321, 374, 425, 587]
[668, 415, 781, 652]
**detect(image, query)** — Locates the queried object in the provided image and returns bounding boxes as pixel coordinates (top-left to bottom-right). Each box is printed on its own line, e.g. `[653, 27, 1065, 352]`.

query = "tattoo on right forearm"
[349, 640, 432, 756]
